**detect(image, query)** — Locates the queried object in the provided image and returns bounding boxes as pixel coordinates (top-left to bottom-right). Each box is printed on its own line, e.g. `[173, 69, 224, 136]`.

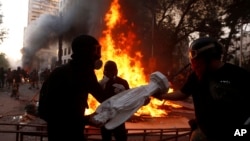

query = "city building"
[25, 0, 107, 69]
[58, 0, 71, 65]
[28, 0, 59, 24]
[24, 0, 60, 71]
[233, 30, 250, 68]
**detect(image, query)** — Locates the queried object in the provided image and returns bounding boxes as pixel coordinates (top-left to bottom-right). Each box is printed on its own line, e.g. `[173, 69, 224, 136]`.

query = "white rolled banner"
[93, 71, 169, 129]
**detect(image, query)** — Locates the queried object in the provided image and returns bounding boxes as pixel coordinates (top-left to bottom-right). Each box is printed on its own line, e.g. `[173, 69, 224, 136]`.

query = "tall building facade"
[59, 0, 72, 65]
[28, 0, 59, 24]
[26, 0, 106, 68]
[25, 0, 60, 71]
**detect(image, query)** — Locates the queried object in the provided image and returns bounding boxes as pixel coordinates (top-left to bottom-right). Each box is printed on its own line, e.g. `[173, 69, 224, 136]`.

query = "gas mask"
[94, 59, 103, 70]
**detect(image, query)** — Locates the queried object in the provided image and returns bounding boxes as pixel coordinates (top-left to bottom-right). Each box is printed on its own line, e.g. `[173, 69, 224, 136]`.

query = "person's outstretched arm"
[153, 90, 188, 101]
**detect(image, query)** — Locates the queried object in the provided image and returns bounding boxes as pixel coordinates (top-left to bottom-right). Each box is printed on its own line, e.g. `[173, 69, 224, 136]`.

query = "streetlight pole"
[58, 12, 63, 66]
[239, 22, 243, 67]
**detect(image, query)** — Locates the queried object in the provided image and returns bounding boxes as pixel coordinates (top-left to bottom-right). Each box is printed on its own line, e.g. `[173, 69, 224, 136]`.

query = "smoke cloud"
[22, 0, 111, 70]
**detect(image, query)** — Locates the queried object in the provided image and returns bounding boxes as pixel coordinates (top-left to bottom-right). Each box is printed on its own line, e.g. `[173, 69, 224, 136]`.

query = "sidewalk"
[0, 83, 40, 120]
[0, 83, 43, 141]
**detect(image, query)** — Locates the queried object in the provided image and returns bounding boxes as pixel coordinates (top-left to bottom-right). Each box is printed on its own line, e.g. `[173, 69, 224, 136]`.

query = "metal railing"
[0, 123, 191, 141]
[0, 122, 47, 141]
[85, 127, 191, 141]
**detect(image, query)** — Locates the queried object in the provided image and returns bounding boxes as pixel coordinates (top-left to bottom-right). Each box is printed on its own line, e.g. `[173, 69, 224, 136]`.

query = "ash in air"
[22, 0, 111, 70]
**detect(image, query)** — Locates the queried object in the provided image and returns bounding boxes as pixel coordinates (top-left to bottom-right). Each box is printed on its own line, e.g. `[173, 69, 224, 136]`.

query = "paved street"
[0, 82, 44, 141]
[0, 82, 41, 120]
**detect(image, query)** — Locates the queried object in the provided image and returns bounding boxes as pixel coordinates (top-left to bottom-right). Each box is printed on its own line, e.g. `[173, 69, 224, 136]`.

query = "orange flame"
[86, 0, 181, 117]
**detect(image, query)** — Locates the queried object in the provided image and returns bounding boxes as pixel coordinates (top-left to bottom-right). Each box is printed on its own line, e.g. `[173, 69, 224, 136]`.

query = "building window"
[68, 47, 71, 55]
[64, 48, 67, 56]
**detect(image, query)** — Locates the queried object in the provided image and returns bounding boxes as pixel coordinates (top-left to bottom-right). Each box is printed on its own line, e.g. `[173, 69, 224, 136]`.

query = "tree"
[0, 2, 7, 44]
[0, 2, 9, 69]
[117, 0, 250, 75]
[0, 53, 10, 68]
[222, 0, 250, 62]
[119, 0, 224, 74]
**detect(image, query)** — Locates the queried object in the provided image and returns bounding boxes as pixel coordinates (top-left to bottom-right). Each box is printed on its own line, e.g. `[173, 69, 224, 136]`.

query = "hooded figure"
[70, 34, 103, 70]
[38, 34, 107, 141]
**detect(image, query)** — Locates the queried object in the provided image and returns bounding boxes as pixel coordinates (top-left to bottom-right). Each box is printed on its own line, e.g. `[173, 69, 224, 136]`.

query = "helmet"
[189, 37, 223, 60]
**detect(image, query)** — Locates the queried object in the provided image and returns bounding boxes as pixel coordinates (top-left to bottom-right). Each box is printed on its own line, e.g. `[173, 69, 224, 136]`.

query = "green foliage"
[0, 2, 7, 44]
[0, 28, 8, 44]
[0, 53, 10, 68]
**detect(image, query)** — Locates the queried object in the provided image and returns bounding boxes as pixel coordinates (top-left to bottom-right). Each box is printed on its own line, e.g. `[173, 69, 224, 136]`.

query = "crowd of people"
[0, 66, 51, 99]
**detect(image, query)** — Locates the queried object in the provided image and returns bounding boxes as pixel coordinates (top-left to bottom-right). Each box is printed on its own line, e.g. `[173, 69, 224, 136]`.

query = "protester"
[6, 68, 13, 89]
[38, 34, 108, 141]
[153, 37, 250, 141]
[0, 67, 6, 88]
[39, 68, 51, 84]
[99, 60, 130, 141]
[28, 69, 39, 89]
[10, 68, 23, 99]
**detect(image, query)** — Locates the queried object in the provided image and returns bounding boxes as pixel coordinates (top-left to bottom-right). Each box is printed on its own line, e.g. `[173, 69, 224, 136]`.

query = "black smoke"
[22, 0, 111, 70]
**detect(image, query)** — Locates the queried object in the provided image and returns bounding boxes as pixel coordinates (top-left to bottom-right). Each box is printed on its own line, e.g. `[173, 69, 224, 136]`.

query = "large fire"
[86, 0, 181, 117]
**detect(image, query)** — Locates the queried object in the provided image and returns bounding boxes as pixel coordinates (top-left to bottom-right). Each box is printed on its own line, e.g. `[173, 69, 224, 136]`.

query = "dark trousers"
[101, 123, 127, 141]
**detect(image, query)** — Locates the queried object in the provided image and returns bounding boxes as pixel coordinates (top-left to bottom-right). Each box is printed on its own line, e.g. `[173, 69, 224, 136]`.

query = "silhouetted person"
[153, 37, 250, 141]
[99, 60, 129, 141]
[38, 34, 108, 141]
[6, 68, 13, 89]
[40, 68, 51, 84]
[11, 69, 22, 99]
[0, 67, 5, 88]
[29, 69, 39, 89]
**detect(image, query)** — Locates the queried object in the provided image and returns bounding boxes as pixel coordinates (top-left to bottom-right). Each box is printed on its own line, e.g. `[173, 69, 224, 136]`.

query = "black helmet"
[189, 37, 223, 60]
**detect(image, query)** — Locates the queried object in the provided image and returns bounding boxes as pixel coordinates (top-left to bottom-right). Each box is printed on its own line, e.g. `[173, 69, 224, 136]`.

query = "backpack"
[38, 79, 49, 121]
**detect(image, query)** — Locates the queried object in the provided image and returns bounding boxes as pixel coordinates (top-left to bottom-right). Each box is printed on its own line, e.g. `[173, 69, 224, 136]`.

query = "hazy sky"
[0, 0, 28, 68]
